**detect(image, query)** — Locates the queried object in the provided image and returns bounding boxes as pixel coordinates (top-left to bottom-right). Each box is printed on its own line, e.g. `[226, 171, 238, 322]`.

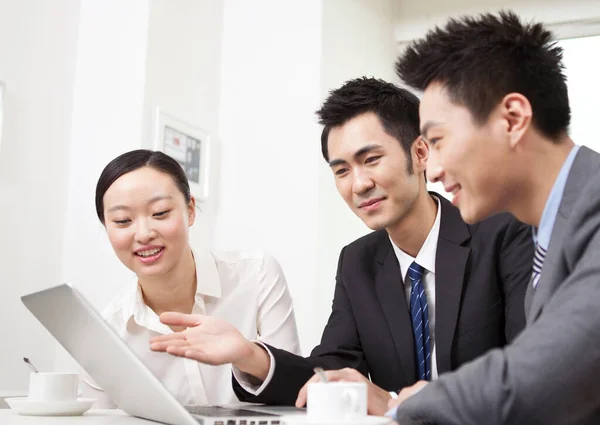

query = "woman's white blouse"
[84, 250, 300, 407]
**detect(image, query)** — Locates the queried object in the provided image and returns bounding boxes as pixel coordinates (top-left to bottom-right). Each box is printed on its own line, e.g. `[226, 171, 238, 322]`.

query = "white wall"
[60, 0, 149, 312]
[55, 0, 149, 372]
[142, 0, 225, 253]
[316, 0, 398, 340]
[214, 0, 323, 354]
[0, 0, 81, 391]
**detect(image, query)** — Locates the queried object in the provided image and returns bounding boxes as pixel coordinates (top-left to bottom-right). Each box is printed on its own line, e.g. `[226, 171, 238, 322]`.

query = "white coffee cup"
[28, 372, 79, 402]
[307, 382, 367, 420]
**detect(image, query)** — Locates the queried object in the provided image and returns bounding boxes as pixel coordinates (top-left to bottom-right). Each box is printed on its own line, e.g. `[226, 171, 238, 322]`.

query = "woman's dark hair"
[95, 149, 191, 224]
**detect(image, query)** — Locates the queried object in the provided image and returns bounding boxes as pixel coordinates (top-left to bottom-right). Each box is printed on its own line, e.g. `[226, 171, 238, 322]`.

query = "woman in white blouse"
[86, 149, 300, 407]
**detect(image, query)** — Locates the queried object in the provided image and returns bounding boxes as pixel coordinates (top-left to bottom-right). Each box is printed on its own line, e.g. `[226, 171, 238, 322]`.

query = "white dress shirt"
[236, 197, 442, 395]
[83, 249, 300, 407]
[389, 196, 441, 380]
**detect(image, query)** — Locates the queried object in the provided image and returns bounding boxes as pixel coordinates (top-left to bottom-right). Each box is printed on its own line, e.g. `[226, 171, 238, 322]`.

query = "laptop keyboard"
[185, 405, 279, 421]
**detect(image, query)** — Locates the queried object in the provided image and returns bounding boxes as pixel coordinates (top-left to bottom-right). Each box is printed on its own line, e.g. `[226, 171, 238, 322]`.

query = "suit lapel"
[528, 146, 599, 320]
[374, 239, 417, 385]
[528, 214, 567, 320]
[434, 196, 471, 374]
[373, 195, 471, 381]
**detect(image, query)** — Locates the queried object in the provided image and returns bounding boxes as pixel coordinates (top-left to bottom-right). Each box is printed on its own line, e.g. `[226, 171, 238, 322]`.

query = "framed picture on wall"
[153, 107, 211, 201]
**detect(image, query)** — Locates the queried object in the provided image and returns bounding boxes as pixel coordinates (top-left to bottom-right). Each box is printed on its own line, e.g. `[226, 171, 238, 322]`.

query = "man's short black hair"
[316, 77, 421, 163]
[395, 10, 571, 141]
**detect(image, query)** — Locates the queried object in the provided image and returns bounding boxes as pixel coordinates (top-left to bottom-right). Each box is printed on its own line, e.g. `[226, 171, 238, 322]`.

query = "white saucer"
[280, 414, 393, 425]
[5, 397, 96, 416]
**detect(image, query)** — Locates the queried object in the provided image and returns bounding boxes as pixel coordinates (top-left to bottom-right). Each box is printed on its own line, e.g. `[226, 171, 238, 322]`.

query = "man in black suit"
[150, 77, 533, 415]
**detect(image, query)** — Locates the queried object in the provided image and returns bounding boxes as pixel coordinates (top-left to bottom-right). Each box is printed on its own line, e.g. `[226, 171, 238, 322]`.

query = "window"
[559, 34, 600, 152]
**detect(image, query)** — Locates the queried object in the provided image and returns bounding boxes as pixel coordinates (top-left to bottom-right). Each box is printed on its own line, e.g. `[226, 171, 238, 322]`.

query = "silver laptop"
[22, 283, 303, 425]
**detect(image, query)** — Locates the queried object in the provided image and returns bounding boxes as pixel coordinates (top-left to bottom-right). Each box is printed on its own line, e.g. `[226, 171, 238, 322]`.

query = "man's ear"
[412, 136, 429, 174]
[500, 93, 533, 148]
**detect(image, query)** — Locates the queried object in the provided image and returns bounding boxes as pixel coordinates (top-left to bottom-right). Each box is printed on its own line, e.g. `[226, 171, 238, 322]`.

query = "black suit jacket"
[234, 194, 533, 404]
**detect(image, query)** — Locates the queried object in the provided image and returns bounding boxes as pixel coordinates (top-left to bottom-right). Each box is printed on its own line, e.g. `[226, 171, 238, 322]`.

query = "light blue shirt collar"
[533, 145, 580, 249]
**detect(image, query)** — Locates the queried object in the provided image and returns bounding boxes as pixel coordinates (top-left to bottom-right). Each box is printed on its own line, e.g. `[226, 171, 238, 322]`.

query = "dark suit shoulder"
[340, 229, 389, 260]
[467, 212, 529, 241]
[332, 230, 391, 280]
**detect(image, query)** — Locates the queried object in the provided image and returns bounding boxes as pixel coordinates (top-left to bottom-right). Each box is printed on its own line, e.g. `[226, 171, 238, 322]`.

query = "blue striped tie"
[531, 243, 547, 289]
[408, 262, 431, 381]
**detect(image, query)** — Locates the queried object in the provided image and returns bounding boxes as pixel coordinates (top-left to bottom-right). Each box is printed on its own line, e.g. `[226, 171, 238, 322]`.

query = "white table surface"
[0, 409, 155, 424]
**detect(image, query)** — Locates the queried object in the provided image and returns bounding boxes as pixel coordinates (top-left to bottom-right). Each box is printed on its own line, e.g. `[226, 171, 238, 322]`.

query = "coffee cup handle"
[342, 389, 360, 414]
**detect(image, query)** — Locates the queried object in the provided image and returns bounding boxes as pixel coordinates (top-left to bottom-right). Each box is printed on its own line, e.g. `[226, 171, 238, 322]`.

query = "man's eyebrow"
[328, 158, 347, 167]
[421, 121, 442, 140]
[328, 144, 383, 167]
[354, 144, 381, 159]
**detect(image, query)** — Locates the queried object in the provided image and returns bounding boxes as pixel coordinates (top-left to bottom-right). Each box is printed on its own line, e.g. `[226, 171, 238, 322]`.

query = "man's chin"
[458, 204, 492, 225]
[361, 216, 391, 231]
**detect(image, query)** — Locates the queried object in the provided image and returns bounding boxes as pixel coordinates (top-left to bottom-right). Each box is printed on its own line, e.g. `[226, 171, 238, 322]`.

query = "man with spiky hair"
[388, 10, 600, 425]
